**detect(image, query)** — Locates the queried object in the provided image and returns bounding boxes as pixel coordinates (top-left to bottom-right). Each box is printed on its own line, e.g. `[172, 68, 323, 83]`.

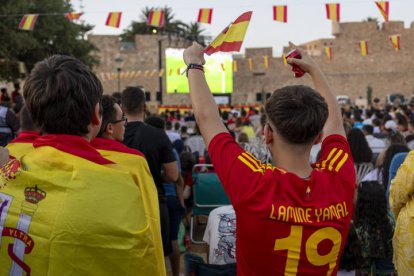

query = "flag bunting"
[273, 6, 287, 23]
[148, 10, 165, 27]
[359, 40, 368, 56]
[389, 35, 400, 52]
[18, 14, 39, 31]
[106, 12, 122, 28]
[375, 1, 389, 22]
[326, 3, 340, 22]
[197, 8, 213, 24]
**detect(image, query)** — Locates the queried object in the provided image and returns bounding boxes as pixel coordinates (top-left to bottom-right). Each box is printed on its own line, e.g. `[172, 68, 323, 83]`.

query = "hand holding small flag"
[183, 42, 206, 66]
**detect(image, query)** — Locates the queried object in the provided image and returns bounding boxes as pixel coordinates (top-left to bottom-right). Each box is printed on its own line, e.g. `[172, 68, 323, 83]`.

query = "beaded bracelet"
[185, 63, 204, 77]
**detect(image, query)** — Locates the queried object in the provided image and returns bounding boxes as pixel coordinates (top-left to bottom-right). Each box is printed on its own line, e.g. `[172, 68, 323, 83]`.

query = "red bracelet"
[185, 63, 204, 77]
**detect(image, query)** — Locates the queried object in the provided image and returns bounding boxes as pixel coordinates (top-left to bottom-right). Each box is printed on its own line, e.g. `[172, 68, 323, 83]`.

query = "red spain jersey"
[208, 133, 355, 275]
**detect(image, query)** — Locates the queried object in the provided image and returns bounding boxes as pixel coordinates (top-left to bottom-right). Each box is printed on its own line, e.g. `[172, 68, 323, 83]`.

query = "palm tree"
[185, 22, 208, 46]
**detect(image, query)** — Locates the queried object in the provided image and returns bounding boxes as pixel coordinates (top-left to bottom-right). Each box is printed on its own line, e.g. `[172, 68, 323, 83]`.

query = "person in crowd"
[122, 86, 179, 262]
[0, 98, 20, 146]
[355, 181, 395, 275]
[166, 121, 181, 143]
[184, 124, 206, 160]
[362, 124, 386, 156]
[183, 42, 355, 274]
[145, 115, 185, 276]
[390, 149, 414, 275]
[11, 82, 23, 114]
[203, 205, 237, 265]
[347, 128, 374, 184]
[0, 88, 11, 103]
[1, 55, 157, 274]
[90, 95, 165, 274]
[337, 222, 363, 276]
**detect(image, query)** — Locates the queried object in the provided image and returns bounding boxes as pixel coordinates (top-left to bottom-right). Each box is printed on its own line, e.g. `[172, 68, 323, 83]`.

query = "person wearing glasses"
[91, 95, 165, 275]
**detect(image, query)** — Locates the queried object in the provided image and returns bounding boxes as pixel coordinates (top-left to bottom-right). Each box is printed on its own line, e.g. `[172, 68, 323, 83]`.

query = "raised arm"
[183, 42, 228, 148]
[287, 44, 345, 138]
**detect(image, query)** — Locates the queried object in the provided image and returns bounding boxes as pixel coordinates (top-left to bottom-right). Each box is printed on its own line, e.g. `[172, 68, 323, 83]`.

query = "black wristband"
[185, 63, 204, 77]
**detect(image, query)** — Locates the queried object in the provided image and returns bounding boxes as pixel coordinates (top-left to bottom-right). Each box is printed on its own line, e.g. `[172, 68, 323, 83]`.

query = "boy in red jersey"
[183, 42, 355, 275]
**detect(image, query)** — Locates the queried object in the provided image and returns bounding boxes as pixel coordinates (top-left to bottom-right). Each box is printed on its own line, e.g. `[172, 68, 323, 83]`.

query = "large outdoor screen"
[165, 48, 233, 94]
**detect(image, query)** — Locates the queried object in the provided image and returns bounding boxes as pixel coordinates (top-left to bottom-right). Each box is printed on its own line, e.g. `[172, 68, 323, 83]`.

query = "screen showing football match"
[165, 48, 233, 94]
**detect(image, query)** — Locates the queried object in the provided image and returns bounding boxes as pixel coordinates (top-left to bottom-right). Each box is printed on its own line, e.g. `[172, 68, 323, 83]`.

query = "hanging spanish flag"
[359, 41, 368, 56]
[18, 14, 39, 31]
[197, 8, 213, 24]
[389, 35, 400, 52]
[204, 11, 253, 55]
[264, 56, 269, 69]
[375, 1, 389, 22]
[273, 6, 287, 23]
[106, 12, 122, 28]
[233, 60, 238, 72]
[282, 54, 288, 66]
[159, 68, 165, 77]
[248, 58, 253, 71]
[65, 12, 83, 21]
[325, 47, 333, 60]
[148, 10, 165, 27]
[326, 3, 340, 22]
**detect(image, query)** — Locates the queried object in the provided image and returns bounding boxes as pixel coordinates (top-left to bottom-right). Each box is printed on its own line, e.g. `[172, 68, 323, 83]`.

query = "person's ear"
[314, 131, 324, 145]
[106, 123, 114, 135]
[91, 103, 101, 126]
[264, 124, 273, 144]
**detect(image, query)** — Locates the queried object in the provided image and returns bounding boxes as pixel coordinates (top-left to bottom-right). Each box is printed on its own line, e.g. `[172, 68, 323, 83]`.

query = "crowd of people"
[0, 42, 412, 275]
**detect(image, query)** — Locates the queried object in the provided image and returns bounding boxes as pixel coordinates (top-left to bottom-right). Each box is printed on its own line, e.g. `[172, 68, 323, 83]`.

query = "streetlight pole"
[158, 38, 163, 104]
[114, 56, 124, 93]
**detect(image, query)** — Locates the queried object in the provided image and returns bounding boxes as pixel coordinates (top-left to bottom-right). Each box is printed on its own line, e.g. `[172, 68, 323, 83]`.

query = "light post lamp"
[114, 56, 124, 93]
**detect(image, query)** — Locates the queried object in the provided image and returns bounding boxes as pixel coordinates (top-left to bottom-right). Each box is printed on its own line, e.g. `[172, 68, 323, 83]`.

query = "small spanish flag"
[106, 12, 122, 28]
[148, 10, 165, 27]
[326, 3, 340, 22]
[197, 8, 213, 24]
[389, 35, 400, 52]
[205, 11, 252, 55]
[282, 54, 288, 66]
[359, 41, 368, 56]
[248, 58, 253, 71]
[18, 14, 39, 31]
[233, 61, 238, 72]
[264, 56, 269, 69]
[65, 12, 83, 21]
[273, 6, 287, 23]
[325, 47, 333, 60]
[375, 1, 389, 22]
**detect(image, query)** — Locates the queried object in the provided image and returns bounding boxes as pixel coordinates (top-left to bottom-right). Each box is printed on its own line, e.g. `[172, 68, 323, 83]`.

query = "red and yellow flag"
[264, 56, 269, 69]
[325, 47, 333, 60]
[389, 35, 400, 52]
[248, 58, 253, 71]
[148, 10, 165, 27]
[233, 60, 238, 72]
[18, 14, 39, 31]
[375, 1, 389, 22]
[326, 3, 340, 22]
[106, 12, 122, 28]
[359, 41, 368, 56]
[273, 5, 287, 23]
[159, 69, 165, 77]
[65, 12, 83, 21]
[197, 8, 213, 24]
[204, 11, 252, 55]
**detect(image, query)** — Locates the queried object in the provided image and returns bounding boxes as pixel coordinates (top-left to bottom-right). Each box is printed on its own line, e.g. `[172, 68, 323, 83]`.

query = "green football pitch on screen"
[165, 48, 233, 94]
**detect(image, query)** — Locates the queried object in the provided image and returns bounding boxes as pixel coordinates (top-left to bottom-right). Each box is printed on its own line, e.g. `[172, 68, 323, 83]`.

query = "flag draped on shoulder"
[65, 12, 83, 21]
[389, 35, 400, 52]
[197, 8, 213, 24]
[148, 10, 165, 27]
[273, 6, 287, 23]
[359, 41, 368, 56]
[375, 1, 389, 22]
[18, 14, 39, 31]
[106, 12, 122, 28]
[204, 11, 252, 55]
[326, 3, 340, 22]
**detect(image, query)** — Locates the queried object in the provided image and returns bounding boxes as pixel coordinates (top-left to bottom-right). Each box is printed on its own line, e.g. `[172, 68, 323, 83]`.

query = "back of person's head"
[20, 105, 38, 132]
[362, 124, 374, 135]
[347, 128, 373, 163]
[165, 121, 172, 130]
[180, 151, 195, 173]
[238, 132, 249, 144]
[174, 122, 180, 131]
[144, 115, 165, 130]
[181, 125, 188, 134]
[111, 92, 122, 105]
[97, 95, 117, 137]
[265, 85, 328, 144]
[121, 86, 145, 115]
[355, 181, 393, 257]
[24, 55, 103, 135]
[387, 130, 406, 145]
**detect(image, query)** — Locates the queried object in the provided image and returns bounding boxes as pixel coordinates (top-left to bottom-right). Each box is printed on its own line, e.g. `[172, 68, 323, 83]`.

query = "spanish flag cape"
[7, 130, 40, 159]
[91, 137, 165, 275]
[1, 134, 157, 275]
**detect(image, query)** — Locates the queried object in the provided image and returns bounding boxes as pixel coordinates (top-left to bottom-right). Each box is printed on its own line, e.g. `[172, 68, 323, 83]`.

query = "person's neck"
[125, 112, 144, 122]
[271, 141, 313, 178]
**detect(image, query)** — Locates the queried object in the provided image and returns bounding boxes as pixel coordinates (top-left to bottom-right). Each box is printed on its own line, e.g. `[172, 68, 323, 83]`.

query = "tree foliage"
[121, 6, 207, 45]
[0, 0, 98, 81]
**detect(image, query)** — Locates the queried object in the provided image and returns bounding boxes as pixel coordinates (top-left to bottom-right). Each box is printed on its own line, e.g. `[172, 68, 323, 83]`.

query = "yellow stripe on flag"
[325, 47, 332, 60]
[210, 21, 250, 48]
[390, 35, 400, 52]
[282, 54, 287, 66]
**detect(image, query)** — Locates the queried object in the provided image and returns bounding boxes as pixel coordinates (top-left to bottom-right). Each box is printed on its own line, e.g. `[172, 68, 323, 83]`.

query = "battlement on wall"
[334, 21, 409, 38]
